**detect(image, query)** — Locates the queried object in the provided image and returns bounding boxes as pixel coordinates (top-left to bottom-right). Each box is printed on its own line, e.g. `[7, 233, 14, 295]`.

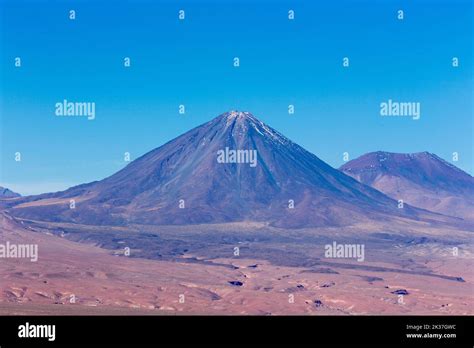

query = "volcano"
[9, 111, 436, 228]
[340, 151, 474, 220]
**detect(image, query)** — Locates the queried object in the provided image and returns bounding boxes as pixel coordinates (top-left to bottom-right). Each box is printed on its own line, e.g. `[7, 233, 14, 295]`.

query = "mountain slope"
[340, 151, 474, 220]
[8, 112, 439, 228]
[0, 186, 21, 198]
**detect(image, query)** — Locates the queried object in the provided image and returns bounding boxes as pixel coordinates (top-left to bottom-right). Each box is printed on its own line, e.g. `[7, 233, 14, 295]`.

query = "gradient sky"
[1, 0, 472, 195]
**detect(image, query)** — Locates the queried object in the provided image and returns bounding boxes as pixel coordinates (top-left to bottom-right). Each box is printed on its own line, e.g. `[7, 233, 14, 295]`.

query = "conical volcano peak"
[227, 110, 252, 118]
[222, 110, 259, 124]
[215, 110, 290, 145]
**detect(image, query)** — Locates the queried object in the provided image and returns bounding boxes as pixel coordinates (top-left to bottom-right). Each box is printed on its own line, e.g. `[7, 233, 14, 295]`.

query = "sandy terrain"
[1, 213, 472, 315]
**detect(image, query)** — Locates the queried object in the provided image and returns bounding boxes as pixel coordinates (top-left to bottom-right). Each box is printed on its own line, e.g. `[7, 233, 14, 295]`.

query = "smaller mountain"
[0, 186, 21, 198]
[340, 151, 474, 220]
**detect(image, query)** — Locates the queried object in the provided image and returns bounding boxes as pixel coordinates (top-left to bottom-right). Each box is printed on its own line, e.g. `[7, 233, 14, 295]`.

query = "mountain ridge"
[340, 151, 474, 220]
[0, 186, 21, 198]
[5, 112, 462, 228]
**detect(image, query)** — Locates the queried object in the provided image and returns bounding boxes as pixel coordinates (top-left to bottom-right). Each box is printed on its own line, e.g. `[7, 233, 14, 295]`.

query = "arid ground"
[1, 212, 472, 315]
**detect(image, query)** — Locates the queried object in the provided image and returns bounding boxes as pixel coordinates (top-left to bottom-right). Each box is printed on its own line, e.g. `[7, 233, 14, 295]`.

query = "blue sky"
[1, 0, 472, 195]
